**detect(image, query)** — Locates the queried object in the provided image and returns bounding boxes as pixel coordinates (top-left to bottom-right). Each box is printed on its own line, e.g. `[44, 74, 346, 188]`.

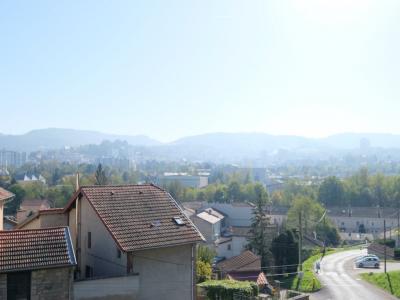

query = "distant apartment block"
[158, 172, 208, 188]
[0, 150, 27, 167]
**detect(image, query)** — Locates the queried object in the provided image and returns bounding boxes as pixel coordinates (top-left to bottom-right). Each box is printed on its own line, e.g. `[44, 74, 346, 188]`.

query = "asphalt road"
[310, 249, 400, 300]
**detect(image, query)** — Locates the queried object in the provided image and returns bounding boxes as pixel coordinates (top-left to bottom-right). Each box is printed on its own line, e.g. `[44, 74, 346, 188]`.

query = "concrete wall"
[330, 216, 398, 233]
[216, 236, 246, 259]
[78, 196, 127, 279]
[132, 244, 195, 300]
[41, 213, 68, 227]
[20, 217, 40, 229]
[210, 204, 253, 227]
[0, 267, 73, 300]
[191, 216, 214, 243]
[74, 274, 139, 300]
[271, 214, 287, 226]
[69, 207, 77, 250]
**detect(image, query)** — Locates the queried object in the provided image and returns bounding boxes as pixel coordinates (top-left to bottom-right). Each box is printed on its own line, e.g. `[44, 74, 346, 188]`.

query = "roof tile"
[0, 227, 76, 273]
[74, 184, 204, 252]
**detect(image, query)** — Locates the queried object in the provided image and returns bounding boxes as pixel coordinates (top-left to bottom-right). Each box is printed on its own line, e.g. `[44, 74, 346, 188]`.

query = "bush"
[377, 239, 396, 248]
[198, 280, 258, 300]
[394, 248, 400, 260]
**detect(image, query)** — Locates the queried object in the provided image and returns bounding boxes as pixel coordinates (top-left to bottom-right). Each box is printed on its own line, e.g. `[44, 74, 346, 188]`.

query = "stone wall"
[31, 267, 73, 300]
[0, 267, 73, 300]
[0, 274, 6, 299]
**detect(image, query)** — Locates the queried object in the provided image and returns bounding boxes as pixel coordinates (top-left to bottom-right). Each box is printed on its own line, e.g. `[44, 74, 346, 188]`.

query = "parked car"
[355, 256, 380, 268]
[355, 254, 378, 262]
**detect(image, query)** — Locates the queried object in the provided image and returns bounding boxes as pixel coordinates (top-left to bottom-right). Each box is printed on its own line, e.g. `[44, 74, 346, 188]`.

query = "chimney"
[75, 172, 80, 192]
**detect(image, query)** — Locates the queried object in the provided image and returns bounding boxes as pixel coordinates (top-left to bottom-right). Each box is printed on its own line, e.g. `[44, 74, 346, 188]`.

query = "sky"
[1, 0, 400, 142]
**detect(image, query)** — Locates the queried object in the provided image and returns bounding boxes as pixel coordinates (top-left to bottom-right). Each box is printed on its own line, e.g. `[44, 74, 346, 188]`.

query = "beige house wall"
[132, 243, 195, 300]
[0, 200, 3, 230]
[77, 196, 127, 279]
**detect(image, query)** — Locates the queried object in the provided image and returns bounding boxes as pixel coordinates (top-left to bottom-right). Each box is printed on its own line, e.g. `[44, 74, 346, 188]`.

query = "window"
[85, 265, 94, 278]
[173, 217, 185, 225]
[7, 271, 31, 300]
[227, 244, 231, 251]
[117, 248, 121, 259]
[88, 232, 91, 249]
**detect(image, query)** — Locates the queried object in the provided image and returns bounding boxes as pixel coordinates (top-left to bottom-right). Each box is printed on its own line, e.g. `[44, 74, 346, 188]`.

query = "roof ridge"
[80, 183, 156, 188]
[1, 226, 68, 234]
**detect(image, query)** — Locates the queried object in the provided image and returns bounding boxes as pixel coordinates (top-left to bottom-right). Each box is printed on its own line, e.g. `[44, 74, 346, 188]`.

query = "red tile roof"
[0, 227, 76, 273]
[16, 208, 65, 229]
[216, 250, 261, 273]
[19, 198, 51, 211]
[65, 184, 204, 252]
[0, 187, 14, 202]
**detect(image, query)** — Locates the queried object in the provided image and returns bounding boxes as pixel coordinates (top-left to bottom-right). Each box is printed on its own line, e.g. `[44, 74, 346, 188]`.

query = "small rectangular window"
[88, 232, 92, 249]
[117, 248, 121, 259]
[85, 265, 93, 278]
[227, 244, 231, 251]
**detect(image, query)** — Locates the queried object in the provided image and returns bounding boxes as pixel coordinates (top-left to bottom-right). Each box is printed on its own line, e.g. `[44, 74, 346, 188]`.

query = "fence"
[74, 274, 139, 300]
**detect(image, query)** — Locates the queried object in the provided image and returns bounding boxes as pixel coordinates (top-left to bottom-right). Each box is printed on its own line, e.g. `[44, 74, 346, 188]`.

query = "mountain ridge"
[2, 128, 400, 152]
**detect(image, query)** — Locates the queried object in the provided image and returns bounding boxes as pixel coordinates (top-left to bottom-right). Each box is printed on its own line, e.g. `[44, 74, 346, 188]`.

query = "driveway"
[310, 249, 400, 300]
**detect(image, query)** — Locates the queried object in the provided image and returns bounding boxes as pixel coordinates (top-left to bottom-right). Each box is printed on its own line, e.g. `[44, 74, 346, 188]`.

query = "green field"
[361, 271, 400, 298]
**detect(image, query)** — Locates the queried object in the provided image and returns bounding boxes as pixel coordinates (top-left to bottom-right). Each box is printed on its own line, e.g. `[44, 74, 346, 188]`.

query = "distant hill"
[322, 133, 400, 149]
[172, 132, 400, 150]
[0, 128, 160, 151]
[2, 129, 400, 159]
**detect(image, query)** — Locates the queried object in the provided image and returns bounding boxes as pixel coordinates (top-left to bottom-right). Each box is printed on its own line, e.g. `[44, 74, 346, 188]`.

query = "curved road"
[310, 249, 399, 300]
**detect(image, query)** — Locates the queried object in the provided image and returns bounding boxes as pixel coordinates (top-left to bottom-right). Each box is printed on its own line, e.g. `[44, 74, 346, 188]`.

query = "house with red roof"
[0, 227, 76, 299]
[64, 184, 204, 300]
[215, 250, 268, 286]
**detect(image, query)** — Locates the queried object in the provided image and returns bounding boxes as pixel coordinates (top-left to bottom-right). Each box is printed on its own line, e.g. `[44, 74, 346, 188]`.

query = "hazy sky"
[1, 0, 400, 142]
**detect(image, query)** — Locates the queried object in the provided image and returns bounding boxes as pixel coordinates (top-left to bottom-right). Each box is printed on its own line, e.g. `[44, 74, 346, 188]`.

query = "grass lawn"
[280, 249, 336, 293]
[279, 245, 366, 293]
[361, 271, 400, 298]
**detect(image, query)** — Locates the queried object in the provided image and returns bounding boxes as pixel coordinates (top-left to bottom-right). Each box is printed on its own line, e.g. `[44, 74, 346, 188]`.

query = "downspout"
[192, 244, 195, 300]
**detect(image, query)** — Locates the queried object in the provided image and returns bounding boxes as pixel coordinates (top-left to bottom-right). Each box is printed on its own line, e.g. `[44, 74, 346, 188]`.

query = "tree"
[227, 181, 241, 202]
[95, 164, 108, 185]
[4, 184, 26, 214]
[287, 196, 340, 245]
[197, 245, 216, 264]
[196, 245, 216, 283]
[213, 188, 226, 203]
[196, 260, 212, 283]
[247, 190, 271, 268]
[318, 176, 345, 207]
[287, 196, 324, 235]
[270, 230, 298, 274]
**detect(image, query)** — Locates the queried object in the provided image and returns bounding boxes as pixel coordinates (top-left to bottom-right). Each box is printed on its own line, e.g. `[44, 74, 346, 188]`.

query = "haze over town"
[2, 1, 400, 300]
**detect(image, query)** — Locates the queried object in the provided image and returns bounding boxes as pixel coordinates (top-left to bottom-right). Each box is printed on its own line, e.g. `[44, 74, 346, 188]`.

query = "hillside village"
[1, 166, 400, 300]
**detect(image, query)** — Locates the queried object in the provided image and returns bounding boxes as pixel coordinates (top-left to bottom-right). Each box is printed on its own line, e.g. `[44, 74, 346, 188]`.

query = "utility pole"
[384, 219, 387, 274]
[397, 209, 400, 248]
[298, 211, 303, 272]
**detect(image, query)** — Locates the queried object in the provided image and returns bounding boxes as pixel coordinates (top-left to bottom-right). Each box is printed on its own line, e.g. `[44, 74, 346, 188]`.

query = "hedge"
[198, 280, 259, 300]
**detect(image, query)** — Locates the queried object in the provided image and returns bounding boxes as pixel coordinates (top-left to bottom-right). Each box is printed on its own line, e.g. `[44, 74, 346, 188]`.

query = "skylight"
[151, 220, 161, 227]
[173, 217, 185, 226]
